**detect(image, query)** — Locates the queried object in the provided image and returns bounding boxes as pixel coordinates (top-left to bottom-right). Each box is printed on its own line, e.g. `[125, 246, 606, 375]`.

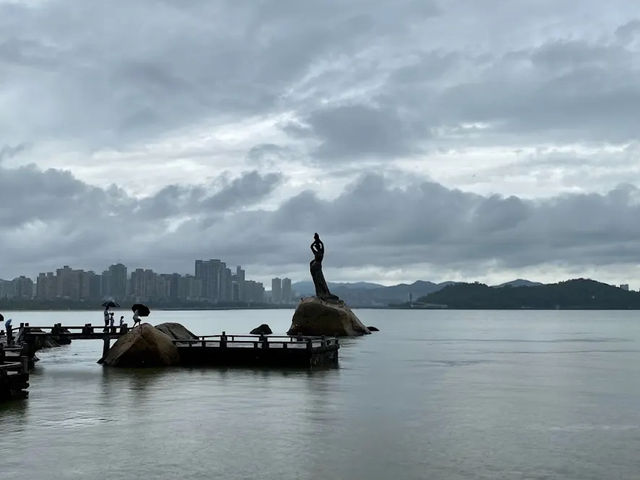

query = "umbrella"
[101, 300, 120, 308]
[131, 303, 151, 317]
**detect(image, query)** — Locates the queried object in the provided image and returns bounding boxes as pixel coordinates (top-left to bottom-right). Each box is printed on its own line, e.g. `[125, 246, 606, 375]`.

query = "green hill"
[418, 278, 640, 309]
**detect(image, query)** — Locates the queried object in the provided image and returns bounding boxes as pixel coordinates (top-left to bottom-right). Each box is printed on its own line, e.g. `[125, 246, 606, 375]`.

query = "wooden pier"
[0, 344, 30, 400]
[175, 334, 339, 367]
[16, 324, 340, 368]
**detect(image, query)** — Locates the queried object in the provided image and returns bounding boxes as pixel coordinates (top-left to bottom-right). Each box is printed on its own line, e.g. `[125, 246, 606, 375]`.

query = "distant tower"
[271, 277, 282, 304]
[109, 263, 127, 300]
[282, 278, 292, 304]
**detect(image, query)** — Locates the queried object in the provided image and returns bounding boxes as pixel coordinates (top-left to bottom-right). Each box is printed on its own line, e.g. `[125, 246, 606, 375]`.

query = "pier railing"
[14, 324, 339, 349]
[173, 334, 339, 350]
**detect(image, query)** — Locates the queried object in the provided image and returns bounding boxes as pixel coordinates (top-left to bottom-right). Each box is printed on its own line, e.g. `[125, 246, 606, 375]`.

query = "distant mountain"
[494, 279, 544, 288]
[292, 280, 450, 306]
[418, 278, 640, 309]
[292, 281, 384, 296]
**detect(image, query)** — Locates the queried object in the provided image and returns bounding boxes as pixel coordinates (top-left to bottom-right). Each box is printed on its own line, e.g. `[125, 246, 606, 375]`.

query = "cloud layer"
[1, 1, 640, 284]
[2, 161, 640, 286]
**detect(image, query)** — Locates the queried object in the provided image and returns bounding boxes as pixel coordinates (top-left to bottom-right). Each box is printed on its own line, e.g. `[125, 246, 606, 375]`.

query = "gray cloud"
[2, 162, 640, 284]
[306, 104, 425, 160]
[1, 1, 640, 284]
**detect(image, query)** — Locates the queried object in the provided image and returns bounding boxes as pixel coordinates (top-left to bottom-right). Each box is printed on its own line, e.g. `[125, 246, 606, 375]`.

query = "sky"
[2, 0, 640, 287]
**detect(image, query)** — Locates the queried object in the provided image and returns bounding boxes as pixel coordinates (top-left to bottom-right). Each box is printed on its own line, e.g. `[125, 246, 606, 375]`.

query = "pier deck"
[16, 324, 340, 368]
[175, 334, 339, 367]
[0, 345, 30, 400]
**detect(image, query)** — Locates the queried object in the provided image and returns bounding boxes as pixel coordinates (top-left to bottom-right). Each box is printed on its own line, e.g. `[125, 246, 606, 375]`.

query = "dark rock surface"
[250, 324, 273, 335]
[367, 326, 379, 332]
[287, 297, 370, 337]
[102, 323, 180, 367]
[154, 322, 198, 341]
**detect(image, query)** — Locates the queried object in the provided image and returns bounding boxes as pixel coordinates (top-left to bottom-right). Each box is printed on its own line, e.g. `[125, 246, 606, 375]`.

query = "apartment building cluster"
[270, 277, 293, 304]
[0, 260, 268, 304]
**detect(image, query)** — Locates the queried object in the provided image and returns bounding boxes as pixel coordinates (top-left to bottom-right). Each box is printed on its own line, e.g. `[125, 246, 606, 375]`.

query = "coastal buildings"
[2, 259, 271, 305]
[270, 277, 293, 304]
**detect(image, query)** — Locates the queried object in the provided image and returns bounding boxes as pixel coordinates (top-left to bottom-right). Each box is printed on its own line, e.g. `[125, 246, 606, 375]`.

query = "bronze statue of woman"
[310, 233, 337, 300]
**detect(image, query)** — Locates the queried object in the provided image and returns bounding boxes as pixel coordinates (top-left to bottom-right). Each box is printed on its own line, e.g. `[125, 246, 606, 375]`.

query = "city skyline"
[0, 259, 296, 305]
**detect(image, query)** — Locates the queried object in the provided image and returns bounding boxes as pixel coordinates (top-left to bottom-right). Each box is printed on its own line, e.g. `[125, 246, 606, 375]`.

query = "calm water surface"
[1, 309, 640, 479]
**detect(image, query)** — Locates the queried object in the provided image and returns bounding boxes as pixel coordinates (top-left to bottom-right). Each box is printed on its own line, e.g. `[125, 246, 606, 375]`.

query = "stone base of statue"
[287, 296, 371, 337]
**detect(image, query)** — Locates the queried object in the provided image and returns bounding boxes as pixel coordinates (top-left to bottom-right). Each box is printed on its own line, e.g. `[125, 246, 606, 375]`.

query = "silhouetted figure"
[310, 233, 338, 301]
[5, 318, 13, 346]
[103, 307, 110, 333]
[132, 310, 141, 328]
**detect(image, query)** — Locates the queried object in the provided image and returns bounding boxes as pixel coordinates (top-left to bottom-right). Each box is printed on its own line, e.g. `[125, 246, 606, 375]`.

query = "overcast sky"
[2, 0, 640, 287]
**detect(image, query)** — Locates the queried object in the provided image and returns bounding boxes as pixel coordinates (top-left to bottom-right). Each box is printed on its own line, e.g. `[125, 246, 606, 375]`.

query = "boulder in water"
[154, 322, 198, 341]
[102, 323, 180, 367]
[287, 297, 370, 336]
[367, 326, 379, 332]
[250, 324, 272, 335]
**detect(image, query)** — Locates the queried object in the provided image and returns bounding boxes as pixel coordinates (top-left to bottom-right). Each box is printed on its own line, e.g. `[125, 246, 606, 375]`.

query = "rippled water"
[1, 309, 640, 479]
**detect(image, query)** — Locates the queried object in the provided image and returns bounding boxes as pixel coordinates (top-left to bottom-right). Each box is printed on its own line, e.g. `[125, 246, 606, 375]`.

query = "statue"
[287, 233, 370, 336]
[310, 233, 339, 301]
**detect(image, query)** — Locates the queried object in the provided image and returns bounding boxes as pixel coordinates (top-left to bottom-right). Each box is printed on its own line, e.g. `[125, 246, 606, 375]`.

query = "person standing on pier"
[5, 318, 13, 346]
[109, 312, 115, 332]
[103, 307, 110, 332]
[119, 315, 124, 327]
[132, 310, 141, 328]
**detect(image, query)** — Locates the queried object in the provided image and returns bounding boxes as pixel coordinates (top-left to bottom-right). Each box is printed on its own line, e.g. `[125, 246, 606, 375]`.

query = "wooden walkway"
[16, 324, 340, 368]
[0, 345, 29, 400]
[175, 334, 339, 367]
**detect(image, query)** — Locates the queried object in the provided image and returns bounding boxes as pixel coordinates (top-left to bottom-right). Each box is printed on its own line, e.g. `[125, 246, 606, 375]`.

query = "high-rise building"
[282, 278, 292, 304]
[130, 268, 157, 300]
[56, 266, 83, 300]
[108, 263, 127, 300]
[195, 259, 224, 302]
[218, 266, 232, 302]
[36, 273, 50, 299]
[177, 275, 202, 300]
[271, 277, 282, 304]
[80, 271, 101, 300]
[244, 280, 265, 304]
[232, 266, 246, 302]
[0, 276, 34, 299]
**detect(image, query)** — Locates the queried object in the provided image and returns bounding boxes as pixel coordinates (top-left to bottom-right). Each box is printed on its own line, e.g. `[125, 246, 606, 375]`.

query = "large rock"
[102, 323, 180, 367]
[287, 297, 370, 336]
[154, 322, 198, 341]
[250, 324, 272, 335]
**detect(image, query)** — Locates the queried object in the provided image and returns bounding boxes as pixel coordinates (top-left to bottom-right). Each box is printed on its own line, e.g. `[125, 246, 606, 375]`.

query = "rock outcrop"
[287, 297, 370, 336]
[102, 323, 180, 367]
[250, 324, 273, 335]
[154, 322, 198, 341]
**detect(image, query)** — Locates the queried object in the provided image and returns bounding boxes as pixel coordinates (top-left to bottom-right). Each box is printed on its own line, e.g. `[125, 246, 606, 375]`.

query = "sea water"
[1, 309, 639, 479]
